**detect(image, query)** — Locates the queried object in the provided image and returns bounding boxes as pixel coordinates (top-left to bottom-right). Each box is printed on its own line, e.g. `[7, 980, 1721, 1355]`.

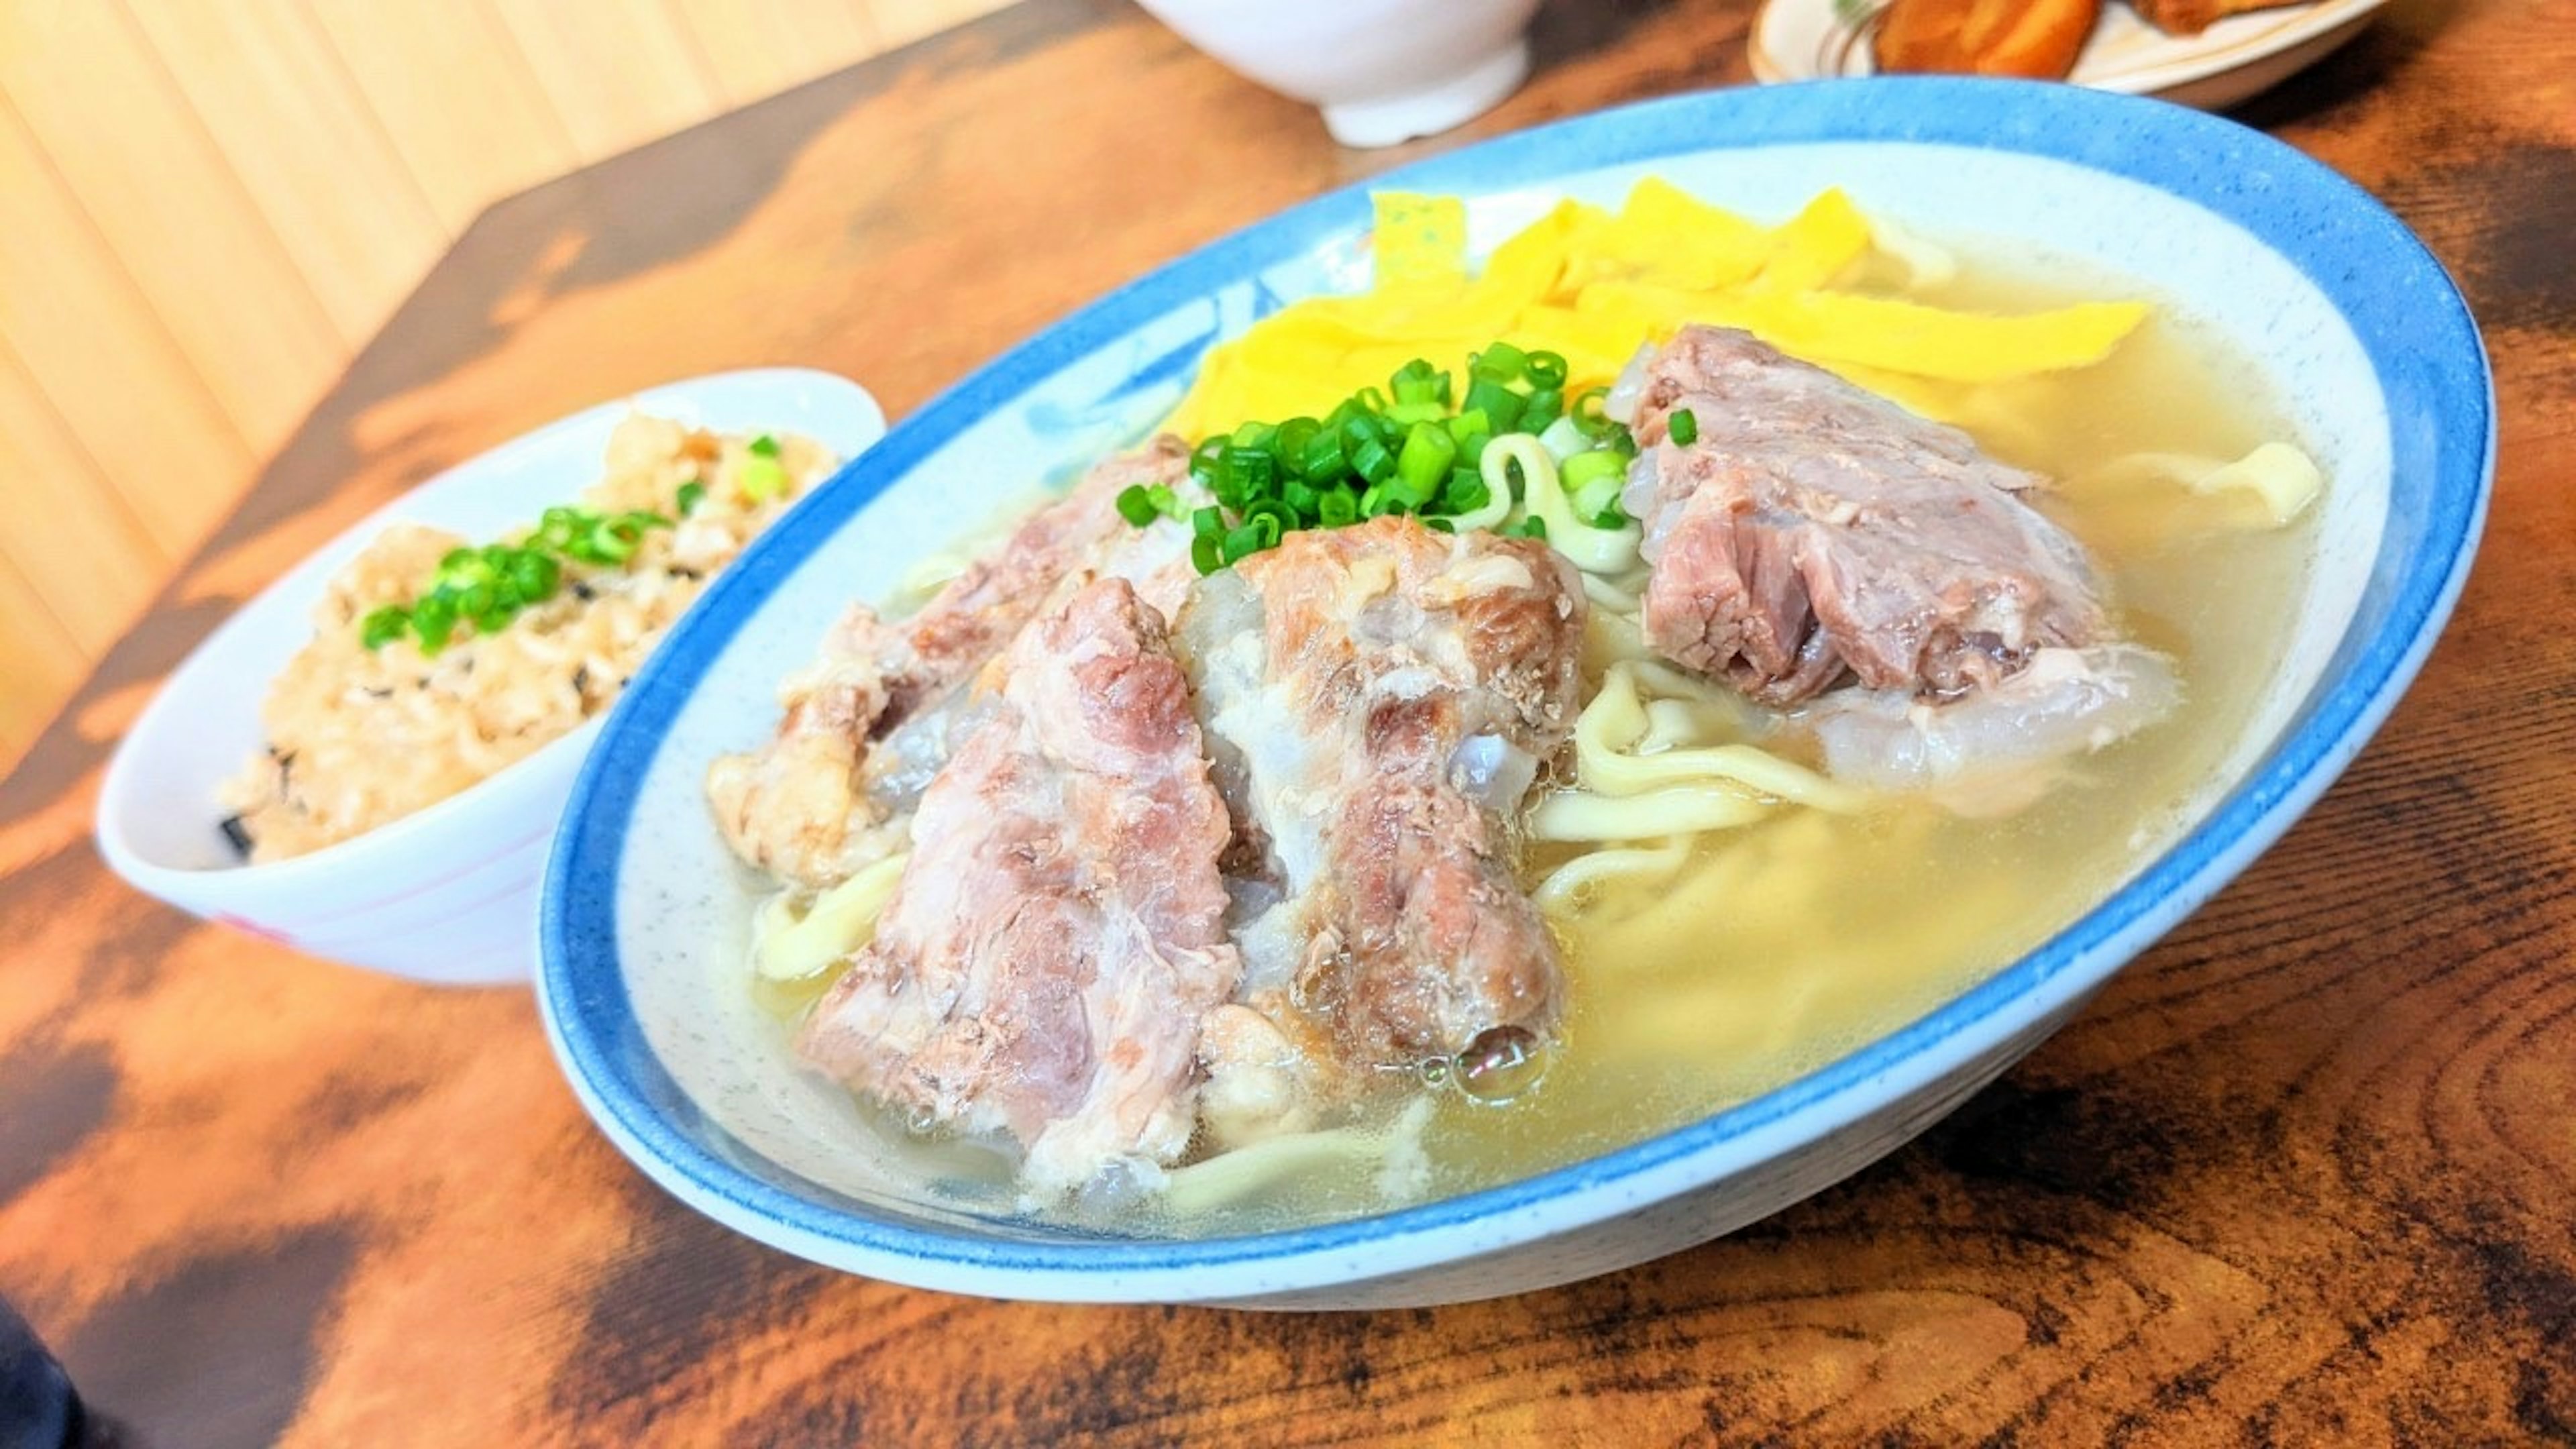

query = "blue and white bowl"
[537, 79, 2490, 1307]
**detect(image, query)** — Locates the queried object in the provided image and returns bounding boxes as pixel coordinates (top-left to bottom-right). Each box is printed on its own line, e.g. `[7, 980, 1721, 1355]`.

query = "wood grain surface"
[4, 1, 2572, 1443]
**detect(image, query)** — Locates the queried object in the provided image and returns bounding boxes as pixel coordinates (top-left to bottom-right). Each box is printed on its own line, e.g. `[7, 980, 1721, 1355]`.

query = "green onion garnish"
[1157, 341, 1636, 574]
[677, 480, 707, 516]
[360, 606, 408, 650]
[739, 455, 790, 502]
[748, 434, 781, 459]
[1669, 407, 1699, 447]
[1116, 484, 1162, 527]
[359, 505, 671, 655]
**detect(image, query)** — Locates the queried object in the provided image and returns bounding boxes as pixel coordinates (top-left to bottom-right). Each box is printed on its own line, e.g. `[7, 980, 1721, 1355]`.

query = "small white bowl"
[1136, 0, 1543, 148]
[96, 369, 885, 986]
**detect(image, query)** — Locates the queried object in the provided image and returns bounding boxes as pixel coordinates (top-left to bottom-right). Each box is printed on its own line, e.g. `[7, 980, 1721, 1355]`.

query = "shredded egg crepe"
[1167, 182, 2147, 440]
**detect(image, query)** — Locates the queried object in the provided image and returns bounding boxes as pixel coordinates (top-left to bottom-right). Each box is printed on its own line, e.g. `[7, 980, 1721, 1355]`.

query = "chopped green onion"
[1395, 421, 1458, 498]
[1144, 336, 1627, 572]
[748, 434, 782, 460]
[1350, 436, 1396, 485]
[1116, 484, 1161, 527]
[1225, 447, 1278, 501]
[412, 594, 458, 652]
[1273, 417, 1320, 469]
[1189, 436, 1228, 488]
[676, 480, 707, 516]
[1471, 341, 1527, 382]
[1669, 407, 1700, 446]
[1573, 386, 1616, 439]
[1561, 448, 1627, 492]
[1302, 428, 1349, 483]
[1390, 358, 1448, 408]
[508, 549, 560, 601]
[1462, 376, 1525, 435]
[360, 606, 408, 651]
[1220, 523, 1267, 566]
[358, 499, 680, 654]
[740, 455, 790, 502]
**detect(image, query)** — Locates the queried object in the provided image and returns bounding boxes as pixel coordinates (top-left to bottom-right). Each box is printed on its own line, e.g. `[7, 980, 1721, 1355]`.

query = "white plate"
[1750, 0, 2390, 110]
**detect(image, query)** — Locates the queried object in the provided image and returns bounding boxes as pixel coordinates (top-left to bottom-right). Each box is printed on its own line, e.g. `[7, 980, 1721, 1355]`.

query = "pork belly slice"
[1175, 517, 1587, 1095]
[707, 438, 1203, 888]
[1621, 325, 2110, 708]
[795, 577, 1240, 1195]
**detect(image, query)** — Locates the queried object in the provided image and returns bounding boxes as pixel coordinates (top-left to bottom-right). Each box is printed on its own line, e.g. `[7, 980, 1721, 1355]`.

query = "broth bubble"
[1454, 1026, 1547, 1104]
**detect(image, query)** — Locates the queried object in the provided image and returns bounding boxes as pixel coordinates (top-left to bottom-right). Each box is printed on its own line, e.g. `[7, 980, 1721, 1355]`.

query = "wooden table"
[5, 1, 2571, 1442]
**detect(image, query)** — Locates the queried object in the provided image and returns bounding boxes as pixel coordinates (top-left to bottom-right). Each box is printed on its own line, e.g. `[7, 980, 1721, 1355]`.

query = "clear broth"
[1146, 260, 2316, 1234]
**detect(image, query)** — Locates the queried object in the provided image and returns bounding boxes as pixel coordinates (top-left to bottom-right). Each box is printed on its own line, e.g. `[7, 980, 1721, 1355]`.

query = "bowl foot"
[1321, 38, 1529, 148]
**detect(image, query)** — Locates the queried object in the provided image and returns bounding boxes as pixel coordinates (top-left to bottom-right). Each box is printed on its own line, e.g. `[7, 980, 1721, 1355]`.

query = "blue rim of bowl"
[541, 78, 2491, 1291]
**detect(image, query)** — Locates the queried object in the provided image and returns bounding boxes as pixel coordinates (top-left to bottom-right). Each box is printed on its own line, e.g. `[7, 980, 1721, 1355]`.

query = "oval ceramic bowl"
[97, 370, 886, 985]
[539, 80, 2489, 1307]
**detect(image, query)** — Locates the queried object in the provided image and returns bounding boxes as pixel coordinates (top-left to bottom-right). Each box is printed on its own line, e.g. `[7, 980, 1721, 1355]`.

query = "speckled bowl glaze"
[97, 370, 885, 985]
[538, 80, 2491, 1307]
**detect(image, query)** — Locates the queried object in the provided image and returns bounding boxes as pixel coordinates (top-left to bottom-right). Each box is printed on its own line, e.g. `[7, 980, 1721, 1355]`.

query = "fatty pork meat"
[794, 577, 1240, 1195]
[1173, 517, 1587, 1117]
[706, 439, 1205, 888]
[1619, 325, 2176, 790]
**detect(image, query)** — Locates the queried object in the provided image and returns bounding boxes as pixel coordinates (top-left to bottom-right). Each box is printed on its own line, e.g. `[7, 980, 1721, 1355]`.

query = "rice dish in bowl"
[97, 369, 886, 984]
[219, 416, 836, 863]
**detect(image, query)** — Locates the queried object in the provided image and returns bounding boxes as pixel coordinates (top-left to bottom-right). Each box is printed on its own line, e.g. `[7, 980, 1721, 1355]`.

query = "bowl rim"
[95, 367, 886, 900]
[539, 78, 2492, 1300]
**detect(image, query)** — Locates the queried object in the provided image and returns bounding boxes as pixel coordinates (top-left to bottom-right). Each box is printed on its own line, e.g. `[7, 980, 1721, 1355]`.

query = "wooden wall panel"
[867, 0, 1021, 48]
[0, 2, 348, 442]
[0, 549, 86, 767]
[0, 341, 165, 653]
[0, 0, 1022, 775]
[123, 0, 448, 342]
[488, 0, 728, 162]
[0, 97, 254, 560]
[302, 0, 584, 236]
[672, 0, 884, 106]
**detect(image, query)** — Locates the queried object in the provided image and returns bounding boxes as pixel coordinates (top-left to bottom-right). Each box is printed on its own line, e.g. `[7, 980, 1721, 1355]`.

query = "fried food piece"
[2127, 0, 2306, 36]
[1872, 0, 2102, 79]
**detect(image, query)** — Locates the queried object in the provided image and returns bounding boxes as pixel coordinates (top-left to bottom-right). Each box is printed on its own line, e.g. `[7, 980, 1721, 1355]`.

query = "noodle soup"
[715, 184, 2322, 1236]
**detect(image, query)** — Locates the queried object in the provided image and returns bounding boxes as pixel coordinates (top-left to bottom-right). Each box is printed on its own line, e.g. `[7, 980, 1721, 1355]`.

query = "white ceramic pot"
[1136, 0, 1545, 147]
